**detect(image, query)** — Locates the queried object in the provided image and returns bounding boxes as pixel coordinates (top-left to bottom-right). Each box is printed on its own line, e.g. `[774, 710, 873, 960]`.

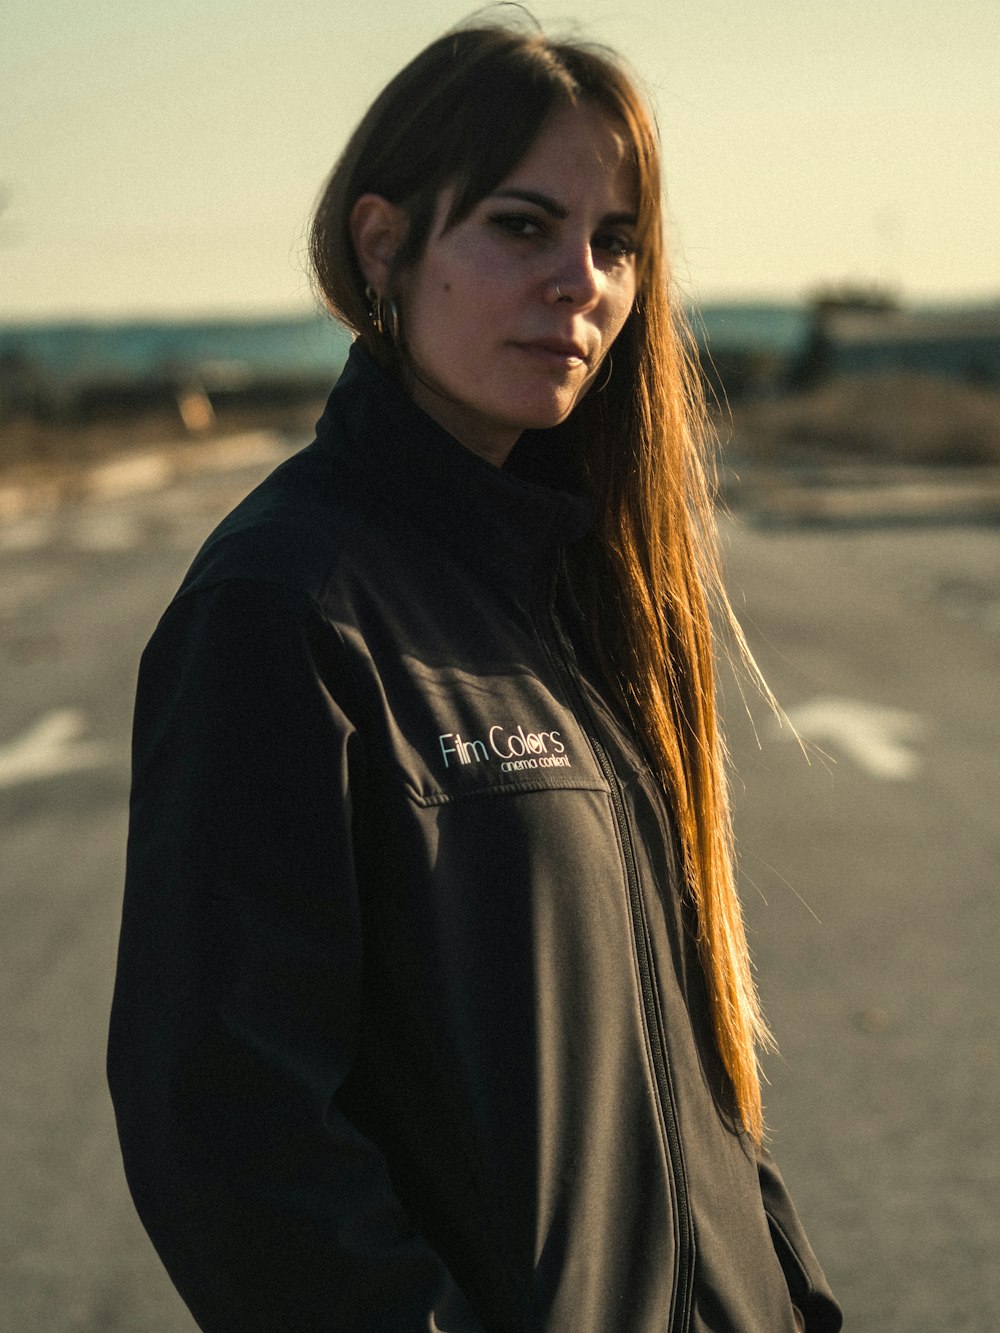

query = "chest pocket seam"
[406, 775, 610, 807]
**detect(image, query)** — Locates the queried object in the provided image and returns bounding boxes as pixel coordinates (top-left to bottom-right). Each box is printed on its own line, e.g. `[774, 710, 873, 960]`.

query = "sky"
[3, 0, 998, 321]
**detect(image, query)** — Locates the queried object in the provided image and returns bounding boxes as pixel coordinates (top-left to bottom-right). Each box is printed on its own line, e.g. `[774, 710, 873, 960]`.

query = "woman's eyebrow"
[489, 188, 637, 227]
[490, 188, 568, 218]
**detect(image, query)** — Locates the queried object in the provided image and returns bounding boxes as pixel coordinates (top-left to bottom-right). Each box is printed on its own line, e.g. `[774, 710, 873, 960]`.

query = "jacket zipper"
[538, 569, 695, 1333]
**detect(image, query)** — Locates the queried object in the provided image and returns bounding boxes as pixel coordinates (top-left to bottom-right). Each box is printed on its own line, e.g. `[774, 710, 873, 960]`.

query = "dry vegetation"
[723, 372, 1000, 468]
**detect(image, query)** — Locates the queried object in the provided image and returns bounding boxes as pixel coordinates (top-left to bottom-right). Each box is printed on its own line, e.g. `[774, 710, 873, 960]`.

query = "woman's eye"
[490, 213, 545, 240]
[594, 231, 637, 259]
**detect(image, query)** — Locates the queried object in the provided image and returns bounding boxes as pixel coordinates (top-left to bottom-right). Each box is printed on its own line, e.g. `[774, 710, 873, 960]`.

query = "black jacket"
[109, 343, 842, 1332]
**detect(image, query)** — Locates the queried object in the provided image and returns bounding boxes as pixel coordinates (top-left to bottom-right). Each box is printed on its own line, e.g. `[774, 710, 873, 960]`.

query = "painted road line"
[0, 709, 111, 789]
[0, 516, 53, 552]
[71, 512, 145, 551]
[85, 452, 174, 500]
[775, 696, 927, 780]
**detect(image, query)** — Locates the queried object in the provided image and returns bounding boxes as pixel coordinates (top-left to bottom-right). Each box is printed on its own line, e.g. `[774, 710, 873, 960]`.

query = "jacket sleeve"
[756, 1144, 843, 1331]
[108, 578, 484, 1333]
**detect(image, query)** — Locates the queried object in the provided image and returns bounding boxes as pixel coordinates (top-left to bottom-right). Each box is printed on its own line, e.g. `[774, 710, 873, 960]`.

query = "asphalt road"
[1, 439, 997, 1331]
[720, 511, 1000, 1332]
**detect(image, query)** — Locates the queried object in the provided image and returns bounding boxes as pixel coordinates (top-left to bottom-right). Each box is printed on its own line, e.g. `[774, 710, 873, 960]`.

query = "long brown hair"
[310, 21, 771, 1140]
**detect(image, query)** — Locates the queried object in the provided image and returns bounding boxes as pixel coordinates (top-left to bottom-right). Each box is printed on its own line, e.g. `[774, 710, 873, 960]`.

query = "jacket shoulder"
[177, 439, 362, 607]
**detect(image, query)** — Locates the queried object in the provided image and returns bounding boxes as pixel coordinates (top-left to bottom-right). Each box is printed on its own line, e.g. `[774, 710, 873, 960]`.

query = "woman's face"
[399, 103, 639, 465]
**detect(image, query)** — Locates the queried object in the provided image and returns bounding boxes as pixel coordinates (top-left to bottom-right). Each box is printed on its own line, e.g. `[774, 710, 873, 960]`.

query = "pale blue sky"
[3, 0, 997, 319]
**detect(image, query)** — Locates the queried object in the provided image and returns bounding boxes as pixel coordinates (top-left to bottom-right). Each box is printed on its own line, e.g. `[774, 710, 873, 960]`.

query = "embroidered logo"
[439, 723, 571, 774]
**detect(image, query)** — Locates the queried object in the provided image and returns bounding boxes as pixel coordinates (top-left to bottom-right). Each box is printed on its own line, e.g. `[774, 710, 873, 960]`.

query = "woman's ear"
[349, 194, 408, 292]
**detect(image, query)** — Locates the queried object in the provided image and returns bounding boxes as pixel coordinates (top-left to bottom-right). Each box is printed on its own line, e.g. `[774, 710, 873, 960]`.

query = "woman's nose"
[546, 242, 600, 307]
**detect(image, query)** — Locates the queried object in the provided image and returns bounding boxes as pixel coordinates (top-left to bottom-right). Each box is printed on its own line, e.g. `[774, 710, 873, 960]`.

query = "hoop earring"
[589, 352, 613, 396]
[365, 285, 401, 343]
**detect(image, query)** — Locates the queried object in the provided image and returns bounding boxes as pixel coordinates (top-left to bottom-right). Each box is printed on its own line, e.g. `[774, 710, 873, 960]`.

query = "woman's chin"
[513, 386, 586, 431]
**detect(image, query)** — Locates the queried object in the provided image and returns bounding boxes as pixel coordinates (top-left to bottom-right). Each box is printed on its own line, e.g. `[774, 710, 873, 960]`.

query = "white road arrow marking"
[776, 696, 926, 780]
[0, 709, 111, 789]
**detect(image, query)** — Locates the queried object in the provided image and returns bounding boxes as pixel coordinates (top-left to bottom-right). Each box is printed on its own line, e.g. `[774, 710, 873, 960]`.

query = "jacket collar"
[315, 341, 594, 590]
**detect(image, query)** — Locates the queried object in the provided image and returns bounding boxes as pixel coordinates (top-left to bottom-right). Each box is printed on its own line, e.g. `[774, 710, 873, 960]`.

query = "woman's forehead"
[437, 97, 649, 238]
[495, 104, 639, 205]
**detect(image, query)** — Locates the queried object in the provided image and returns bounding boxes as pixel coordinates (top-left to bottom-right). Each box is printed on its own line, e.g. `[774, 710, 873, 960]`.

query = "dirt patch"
[0, 399, 326, 493]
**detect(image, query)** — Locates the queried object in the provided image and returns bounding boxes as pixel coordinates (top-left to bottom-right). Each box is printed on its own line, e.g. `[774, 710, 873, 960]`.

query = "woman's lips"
[514, 338, 589, 366]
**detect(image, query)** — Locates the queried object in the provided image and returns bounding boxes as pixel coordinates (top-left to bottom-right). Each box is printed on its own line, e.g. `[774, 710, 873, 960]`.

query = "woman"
[109, 21, 842, 1332]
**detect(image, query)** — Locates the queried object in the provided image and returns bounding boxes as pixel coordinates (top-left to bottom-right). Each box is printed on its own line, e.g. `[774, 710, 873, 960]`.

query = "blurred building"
[802, 295, 1000, 386]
